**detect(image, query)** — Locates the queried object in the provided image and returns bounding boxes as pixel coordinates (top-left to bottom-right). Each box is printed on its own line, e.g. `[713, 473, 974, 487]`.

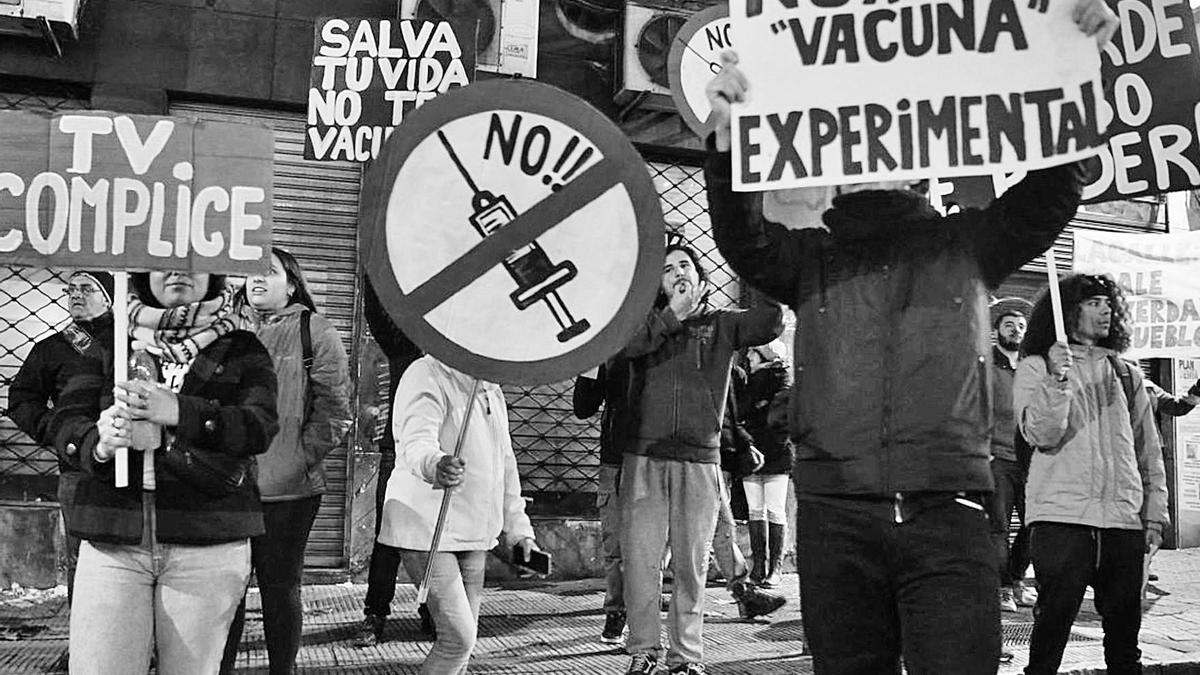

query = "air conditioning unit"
[0, 0, 84, 56]
[417, 0, 539, 78]
[616, 0, 693, 110]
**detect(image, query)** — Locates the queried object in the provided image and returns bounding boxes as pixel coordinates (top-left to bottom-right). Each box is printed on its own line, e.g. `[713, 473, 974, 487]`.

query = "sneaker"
[670, 664, 707, 674]
[1013, 582, 1038, 607]
[601, 611, 627, 644]
[999, 587, 1018, 613]
[353, 615, 384, 647]
[626, 651, 660, 675]
[999, 650, 1014, 664]
[732, 580, 787, 619]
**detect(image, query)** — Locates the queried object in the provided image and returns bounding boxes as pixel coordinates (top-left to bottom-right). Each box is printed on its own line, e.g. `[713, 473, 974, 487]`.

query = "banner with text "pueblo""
[0, 110, 273, 275]
[305, 18, 475, 162]
[1074, 229, 1200, 358]
[729, 0, 1107, 191]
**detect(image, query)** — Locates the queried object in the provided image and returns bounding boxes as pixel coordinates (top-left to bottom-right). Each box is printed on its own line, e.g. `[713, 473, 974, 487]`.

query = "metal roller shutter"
[170, 102, 362, 569]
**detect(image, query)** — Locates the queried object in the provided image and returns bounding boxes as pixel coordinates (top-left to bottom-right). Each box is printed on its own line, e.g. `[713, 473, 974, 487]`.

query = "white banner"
[728, 0, 1106, 191]
[1073, 230, 1200, 358]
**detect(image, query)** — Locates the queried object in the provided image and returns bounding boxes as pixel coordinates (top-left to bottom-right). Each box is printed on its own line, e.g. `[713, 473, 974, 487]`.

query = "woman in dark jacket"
[739, 343, 795, 588]
[222, 248, 351, 674]
[50, 270, 278, 675]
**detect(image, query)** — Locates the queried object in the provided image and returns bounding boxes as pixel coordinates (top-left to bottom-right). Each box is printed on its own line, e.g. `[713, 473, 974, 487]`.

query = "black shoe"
[353, 615, 385, 647]
[732, 580, 787, 619]
[999, 650, 1014, 664]
[418, 603, 437, 640]
[601, 611, 627, 644]
[669, 664, 707, 674]
[626, 651, 661, 674]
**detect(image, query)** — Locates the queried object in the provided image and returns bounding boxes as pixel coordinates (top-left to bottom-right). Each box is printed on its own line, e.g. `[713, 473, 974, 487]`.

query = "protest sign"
[305, 18, 475, 162]
[361, 80, 664, 386]
[728, 0, 1106, 191]
[669, 4, 734, 140]
[1073, 229, 1200, 357]
[0, 110, 273, 274]
[1083, 0, 1200, 203]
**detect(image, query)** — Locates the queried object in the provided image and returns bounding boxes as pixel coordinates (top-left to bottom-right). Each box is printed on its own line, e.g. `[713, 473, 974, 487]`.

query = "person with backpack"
[1014, 273, 1168, 675]
[221, 247, 352, 674]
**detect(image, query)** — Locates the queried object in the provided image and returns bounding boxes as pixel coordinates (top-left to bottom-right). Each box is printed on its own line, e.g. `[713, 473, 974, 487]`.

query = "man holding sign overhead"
[701, 0, 1118, 671]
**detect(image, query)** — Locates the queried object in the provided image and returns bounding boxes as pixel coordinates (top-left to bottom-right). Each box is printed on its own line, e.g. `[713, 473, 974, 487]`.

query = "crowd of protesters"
[6, 0, 1200, 673]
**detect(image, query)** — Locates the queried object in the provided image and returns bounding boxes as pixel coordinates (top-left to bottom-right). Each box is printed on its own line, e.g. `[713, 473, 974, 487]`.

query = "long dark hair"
[130, 272, 227, 309]
[1022, 273, 1132, 358]
[655, 243, 710, 310]
[272, 247, 317, 312]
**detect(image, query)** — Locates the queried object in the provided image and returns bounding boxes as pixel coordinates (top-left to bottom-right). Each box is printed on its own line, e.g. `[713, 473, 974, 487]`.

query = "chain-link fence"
[0, 87, 91, 501]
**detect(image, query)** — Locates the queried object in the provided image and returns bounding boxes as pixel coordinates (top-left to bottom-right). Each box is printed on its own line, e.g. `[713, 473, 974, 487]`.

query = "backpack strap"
[1107, 354, 1137, 418]
[300, 309, 314, 373]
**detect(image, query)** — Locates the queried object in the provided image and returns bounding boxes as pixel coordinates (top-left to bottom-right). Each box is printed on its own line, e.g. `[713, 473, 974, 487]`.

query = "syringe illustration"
[437, 130, 590, 343]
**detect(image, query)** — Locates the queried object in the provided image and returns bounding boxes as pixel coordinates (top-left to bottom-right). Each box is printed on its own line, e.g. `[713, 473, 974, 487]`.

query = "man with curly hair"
[1014, 273, 1168, 675]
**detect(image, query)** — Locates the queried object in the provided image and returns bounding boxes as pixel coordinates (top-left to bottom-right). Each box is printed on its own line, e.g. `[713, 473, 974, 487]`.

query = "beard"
[997, 335, 1023, 351]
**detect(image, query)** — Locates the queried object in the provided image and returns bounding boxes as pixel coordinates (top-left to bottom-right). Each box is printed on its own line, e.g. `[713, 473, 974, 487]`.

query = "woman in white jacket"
[378, 355, 539, 674]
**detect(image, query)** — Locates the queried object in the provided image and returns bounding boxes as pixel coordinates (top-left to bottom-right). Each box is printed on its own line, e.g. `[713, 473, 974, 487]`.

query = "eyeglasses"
[63, 285, 101, 297]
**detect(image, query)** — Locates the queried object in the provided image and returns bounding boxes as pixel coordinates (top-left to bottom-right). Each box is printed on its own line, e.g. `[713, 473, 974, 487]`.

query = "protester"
[49, 271, 278, 674]
[220, 248, 352, 674]
[355, 276, 431, 647]
[710, 397, 787, 617]
[701, 2, 1118, 669]
[1135, 375, 1198, 584]
[619, 243, 782, 675]
[8, 270, 114, 604]
[376, 354, 539, 674]
[987, 307, 1037, 613]
[1015, 273, 1168, 675]
[573, 357, 634, 644]
[738, 343, 794, 589]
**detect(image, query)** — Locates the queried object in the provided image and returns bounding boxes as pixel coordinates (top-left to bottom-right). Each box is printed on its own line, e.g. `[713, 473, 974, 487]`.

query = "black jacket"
[706, 150, 1088, 496]
[49, 331, 278, 546]
[572, 358, 638, 467]
[8, 313, 114, 447]
[741, 362, 795, 476]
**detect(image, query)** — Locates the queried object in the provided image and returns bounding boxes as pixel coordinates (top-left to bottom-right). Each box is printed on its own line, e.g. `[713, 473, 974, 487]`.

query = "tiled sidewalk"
[3, 549, 1200, 674]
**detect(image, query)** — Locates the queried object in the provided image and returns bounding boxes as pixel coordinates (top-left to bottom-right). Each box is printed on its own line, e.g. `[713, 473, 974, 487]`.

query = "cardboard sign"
[361, 80, 664, 386]
[1074, 230, 1200, 357]
[669, 4, 734, 140]
[1083, 0, 1200, 202]
[0, 110, 273, 274]
[305, 18, 475, 162]
[728, 0, 1106, 191]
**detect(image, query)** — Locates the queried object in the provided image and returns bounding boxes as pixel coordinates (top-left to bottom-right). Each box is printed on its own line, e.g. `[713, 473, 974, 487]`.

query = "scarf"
[128, 288, 236, 363]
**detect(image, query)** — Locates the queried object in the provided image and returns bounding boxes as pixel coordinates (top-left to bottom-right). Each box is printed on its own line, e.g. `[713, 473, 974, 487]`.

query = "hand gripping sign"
[0, 110, 274, 487]
[362, 79, 664, 387]
[362, 79, 662, 602]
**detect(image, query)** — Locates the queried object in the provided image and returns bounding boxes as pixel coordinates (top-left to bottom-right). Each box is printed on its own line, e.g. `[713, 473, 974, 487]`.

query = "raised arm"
[1013, 354, 1072, 450]
[620, 307, 686, 359]
[703, 51, 810, 307]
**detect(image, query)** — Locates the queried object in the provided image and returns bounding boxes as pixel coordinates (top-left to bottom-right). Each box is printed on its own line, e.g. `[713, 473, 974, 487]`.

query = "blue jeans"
[620, 454, 720, 667]
[400, 549, 487, 675]
[597, 463, 624, 613]
[70, 538, 251, 675]
[796, 492, 1001, 675]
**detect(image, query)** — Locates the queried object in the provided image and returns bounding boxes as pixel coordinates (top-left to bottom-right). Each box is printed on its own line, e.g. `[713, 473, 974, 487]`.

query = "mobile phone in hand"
[512, 544, 552, 576]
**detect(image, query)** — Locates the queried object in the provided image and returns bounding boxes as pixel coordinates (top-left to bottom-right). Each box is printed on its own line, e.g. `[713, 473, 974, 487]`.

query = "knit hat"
[69, 271, 115, 306]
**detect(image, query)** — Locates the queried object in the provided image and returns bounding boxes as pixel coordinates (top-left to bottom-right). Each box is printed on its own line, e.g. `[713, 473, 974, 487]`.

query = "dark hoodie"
[706, 149, 1088, 496]
[621, 304, 783, 464]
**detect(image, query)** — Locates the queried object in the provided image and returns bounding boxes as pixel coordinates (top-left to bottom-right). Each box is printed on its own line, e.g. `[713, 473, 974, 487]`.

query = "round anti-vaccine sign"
[362, 79, 664, 386]
[668, 3, 732, 140]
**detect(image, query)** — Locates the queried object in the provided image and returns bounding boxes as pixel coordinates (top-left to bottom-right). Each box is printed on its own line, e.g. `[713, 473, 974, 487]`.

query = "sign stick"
[112, 272, 129, 488]
[415, 377, 482, 605]
[1045, 252, 1068, 343]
